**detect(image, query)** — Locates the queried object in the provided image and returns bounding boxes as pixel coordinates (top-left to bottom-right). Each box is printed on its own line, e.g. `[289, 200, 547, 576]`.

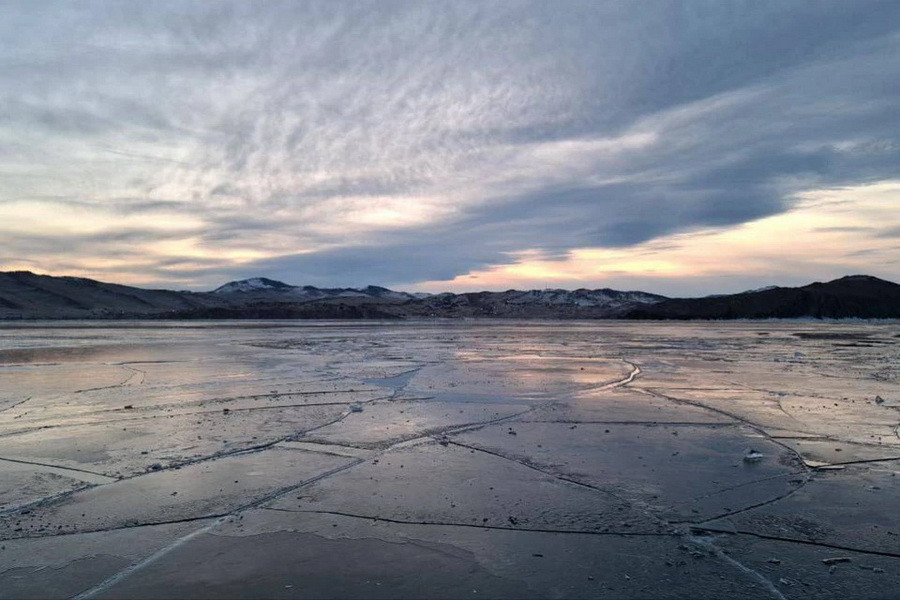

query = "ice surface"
[0, 320, 898, 598]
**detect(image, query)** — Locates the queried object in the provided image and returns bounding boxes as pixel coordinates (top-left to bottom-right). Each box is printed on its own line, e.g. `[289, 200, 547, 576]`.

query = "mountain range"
[0, 270, 897, 320]
[212, 277, 428, 301]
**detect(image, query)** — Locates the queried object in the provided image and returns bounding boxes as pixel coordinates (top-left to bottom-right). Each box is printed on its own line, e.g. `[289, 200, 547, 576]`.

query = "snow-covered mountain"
[500, 288, 665, 309]
[404, 287, 667, 318]
[210, 279, 660, 313]
[212, 278, 295, 294]
[741, 285, 779, 294]
[211, 278, 426, 302]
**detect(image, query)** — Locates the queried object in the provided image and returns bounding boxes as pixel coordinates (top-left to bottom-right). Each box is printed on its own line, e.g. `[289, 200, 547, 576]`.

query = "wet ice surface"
[0, 320, 898, 599]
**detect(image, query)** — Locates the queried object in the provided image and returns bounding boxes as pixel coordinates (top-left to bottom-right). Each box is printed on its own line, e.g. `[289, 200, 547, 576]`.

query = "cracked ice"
[1, 320, 898, 599]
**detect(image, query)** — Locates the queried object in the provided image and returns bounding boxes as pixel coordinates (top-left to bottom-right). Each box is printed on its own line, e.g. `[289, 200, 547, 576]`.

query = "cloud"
[414, 180, 900, 296]
[0, 2, 899, 292]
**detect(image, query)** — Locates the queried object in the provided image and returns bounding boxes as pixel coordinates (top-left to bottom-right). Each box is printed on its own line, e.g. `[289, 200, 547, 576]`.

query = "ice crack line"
[445, 439, 666, 527]
[633, 386, 811, 472]
[681, 471, 805, 504]
[688, 534, 787, 600]
[576, 360, 641, 396]
[690, 526, 900, 560]
[522, 420, 736, 427]
[620, 369, 817, 524]
[0, 456, 118, 485]
[0, 396, 31, 415]
[70, 517, 225, 600]
[0, 405, 376, 521]
[73, 365, 145, 394]
[3, 513, 224, 542]
[0, 393, 392, 437]
[70, 459, 368, 599]
[814, 456, 900, 468]
[676, 474, 811, 526]
[263, 508, 673, 538]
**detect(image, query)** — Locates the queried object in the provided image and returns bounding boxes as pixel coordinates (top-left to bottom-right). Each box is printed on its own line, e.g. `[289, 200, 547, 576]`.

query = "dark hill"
[0, 271, 222, 319]
[626, 275, 900, 319]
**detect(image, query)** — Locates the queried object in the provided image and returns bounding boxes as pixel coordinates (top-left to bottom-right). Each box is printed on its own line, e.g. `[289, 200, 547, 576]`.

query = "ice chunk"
[743, 449, 764, 463]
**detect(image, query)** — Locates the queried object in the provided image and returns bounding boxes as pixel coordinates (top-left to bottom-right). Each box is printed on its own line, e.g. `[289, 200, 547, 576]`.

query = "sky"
[1, 1, 898, 296]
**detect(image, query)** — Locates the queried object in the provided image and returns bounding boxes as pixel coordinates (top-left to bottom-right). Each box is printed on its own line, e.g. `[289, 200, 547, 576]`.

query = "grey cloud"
[1, 229, 197, 258]
[875, 227, 900, 239]
[237, 240, 509, 289]
[813, 226, 877, 234]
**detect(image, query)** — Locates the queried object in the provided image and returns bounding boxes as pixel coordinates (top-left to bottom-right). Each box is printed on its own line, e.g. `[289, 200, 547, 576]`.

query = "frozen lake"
[1, 320, 899, 599]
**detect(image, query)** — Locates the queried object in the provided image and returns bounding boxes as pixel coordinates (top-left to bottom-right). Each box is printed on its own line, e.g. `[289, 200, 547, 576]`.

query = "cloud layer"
[1, 1, 898, 293]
